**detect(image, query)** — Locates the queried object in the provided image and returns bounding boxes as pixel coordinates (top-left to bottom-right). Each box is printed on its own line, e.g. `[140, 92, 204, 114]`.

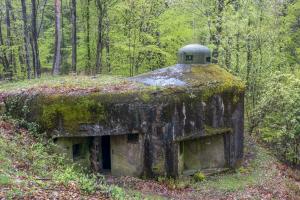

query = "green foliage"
[285, 0, 300, 67]
[251, 72, 300, 165]
[110, 186, 127, 200]
[16, 119, 40, 136]
[157, 176, 190, 190]
[193, 172, 206, 182]
[0, 175, 11, 186]
[53, 166, 101, 193]
[0, 118, 111, 196]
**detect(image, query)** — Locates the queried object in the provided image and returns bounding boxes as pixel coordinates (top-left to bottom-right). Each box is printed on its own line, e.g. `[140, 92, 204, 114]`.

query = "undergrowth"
[0, 117, 129, 199]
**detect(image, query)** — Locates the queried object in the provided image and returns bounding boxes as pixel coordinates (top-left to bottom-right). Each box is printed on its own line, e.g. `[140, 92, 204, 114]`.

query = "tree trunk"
[71, 0, 77, 73]
[38, 0, 49, 37]
[95, 1, 104, 74]
[21, 0, 32, 79]
[246, 18, 252, 87]
[52, 0, 62, 75]
[5, 0, 12, 71]
[225, 37, 232, 69]
[96, 19, 103, 74]
[235, 32, 240, 73]
[0, 18, 9, 71]
[31, 0, 41, 78]
[105, 14, 111, 73]
[85, 0, 91, 72]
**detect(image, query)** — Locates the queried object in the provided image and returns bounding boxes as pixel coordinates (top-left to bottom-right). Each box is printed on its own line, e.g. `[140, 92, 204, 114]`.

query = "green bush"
[110, 186, 126, 200]
[251, 72, 300, 165]
[53, 166, 98, 194]
[193, 172, 206, 182]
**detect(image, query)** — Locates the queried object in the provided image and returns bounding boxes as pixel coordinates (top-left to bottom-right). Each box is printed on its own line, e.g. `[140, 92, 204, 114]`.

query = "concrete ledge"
[175, 128, 232, 142]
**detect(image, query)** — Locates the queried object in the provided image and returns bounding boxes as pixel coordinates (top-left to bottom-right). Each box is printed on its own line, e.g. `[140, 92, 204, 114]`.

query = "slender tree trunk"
[95, 1, 104, 74]
[31, 0, 41, 78]
[71, 0, 77, 73]
[105, 14, 111, 73]
[21, 0, 31, 79]
[60, 0, 65, 71]
[29, 37, 36, 76]
[38, 0, 48, 37]
[5, 0, 12, 71]
[52, 0, 62, 75]
[246, 18, 252, 87]
[96, 20, 103, 74]
[225, 37, 232, 69]
[0, 18, 9, 71]
[85, 0, 91, 72]
[235, 32, 240, 73]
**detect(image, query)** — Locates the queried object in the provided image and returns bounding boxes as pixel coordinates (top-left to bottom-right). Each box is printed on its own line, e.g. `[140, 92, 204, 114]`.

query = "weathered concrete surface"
[1, 64, 245, 178]
[55, 137, 91, 169]
[111, 134, 144, 177]
[183, 134, 226, 171]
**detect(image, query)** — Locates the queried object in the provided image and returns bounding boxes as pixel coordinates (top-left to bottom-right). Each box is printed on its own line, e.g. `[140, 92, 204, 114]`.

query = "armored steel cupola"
[178, 44, 211, 65]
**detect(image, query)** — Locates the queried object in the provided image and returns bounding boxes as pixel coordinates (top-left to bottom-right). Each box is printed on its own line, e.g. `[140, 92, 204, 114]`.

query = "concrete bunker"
[4, 44, 245, 178]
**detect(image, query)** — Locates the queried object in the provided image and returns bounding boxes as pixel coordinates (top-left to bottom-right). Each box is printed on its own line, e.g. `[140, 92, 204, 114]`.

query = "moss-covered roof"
[0, 64, 245, 102]
[131, 64, 245, 92]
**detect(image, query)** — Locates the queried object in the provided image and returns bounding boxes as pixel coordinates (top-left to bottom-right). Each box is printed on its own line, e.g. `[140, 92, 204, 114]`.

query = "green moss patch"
[40, 96, 106, 132]
[185, 65, 245, 100]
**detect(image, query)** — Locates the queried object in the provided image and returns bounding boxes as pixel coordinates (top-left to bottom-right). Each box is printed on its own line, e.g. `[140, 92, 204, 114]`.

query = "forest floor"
[0, 117, 299, 199]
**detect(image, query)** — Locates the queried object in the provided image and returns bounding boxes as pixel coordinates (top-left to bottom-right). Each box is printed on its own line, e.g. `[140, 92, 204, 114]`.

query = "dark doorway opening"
[101, 136, 111, 170]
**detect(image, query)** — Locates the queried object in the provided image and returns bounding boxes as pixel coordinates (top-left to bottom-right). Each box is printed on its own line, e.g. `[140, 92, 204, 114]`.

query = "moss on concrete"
[185, 65, 245, 101]
[55, 137, 91, 169]
[204, 126, 232, 136]
[40, 96, 106, 133]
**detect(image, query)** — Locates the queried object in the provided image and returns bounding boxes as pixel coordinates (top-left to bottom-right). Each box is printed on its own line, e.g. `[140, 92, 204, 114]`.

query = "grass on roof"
[0, 75, 127, 93]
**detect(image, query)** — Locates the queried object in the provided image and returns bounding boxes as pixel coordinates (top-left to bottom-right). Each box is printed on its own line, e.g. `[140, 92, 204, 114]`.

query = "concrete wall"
[55, 137, 91, 169]
[183, 134, 225, 172]
[178, 142, 184, 175]
[111, 134, 144, 177]
[150, 128, 166, 176]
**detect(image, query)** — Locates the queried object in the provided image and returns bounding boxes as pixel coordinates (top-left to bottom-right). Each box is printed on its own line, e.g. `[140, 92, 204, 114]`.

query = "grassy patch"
[0, 75, 127, 93]
[193, 146, 276, 193]
[0, 175, 11, 186]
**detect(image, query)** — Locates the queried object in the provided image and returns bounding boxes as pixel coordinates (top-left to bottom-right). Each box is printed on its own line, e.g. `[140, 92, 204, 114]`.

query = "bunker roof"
[131, 64, 244, 90]
[0, 64, 244, 101]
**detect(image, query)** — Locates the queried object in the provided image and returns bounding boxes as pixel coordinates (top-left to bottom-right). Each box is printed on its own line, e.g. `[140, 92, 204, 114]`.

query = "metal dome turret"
[178, 44, 211, 65]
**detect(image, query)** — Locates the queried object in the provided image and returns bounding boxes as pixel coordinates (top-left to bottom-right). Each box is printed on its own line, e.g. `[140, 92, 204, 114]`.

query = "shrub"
[110, 186, 126, 200]
[251, 72, 300, 165]
[53, 166, 98, 194]
[193, 172, 206, 182]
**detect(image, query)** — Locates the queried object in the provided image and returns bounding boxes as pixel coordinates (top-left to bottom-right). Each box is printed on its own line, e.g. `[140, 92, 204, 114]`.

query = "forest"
[0, 0, 299, 199]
